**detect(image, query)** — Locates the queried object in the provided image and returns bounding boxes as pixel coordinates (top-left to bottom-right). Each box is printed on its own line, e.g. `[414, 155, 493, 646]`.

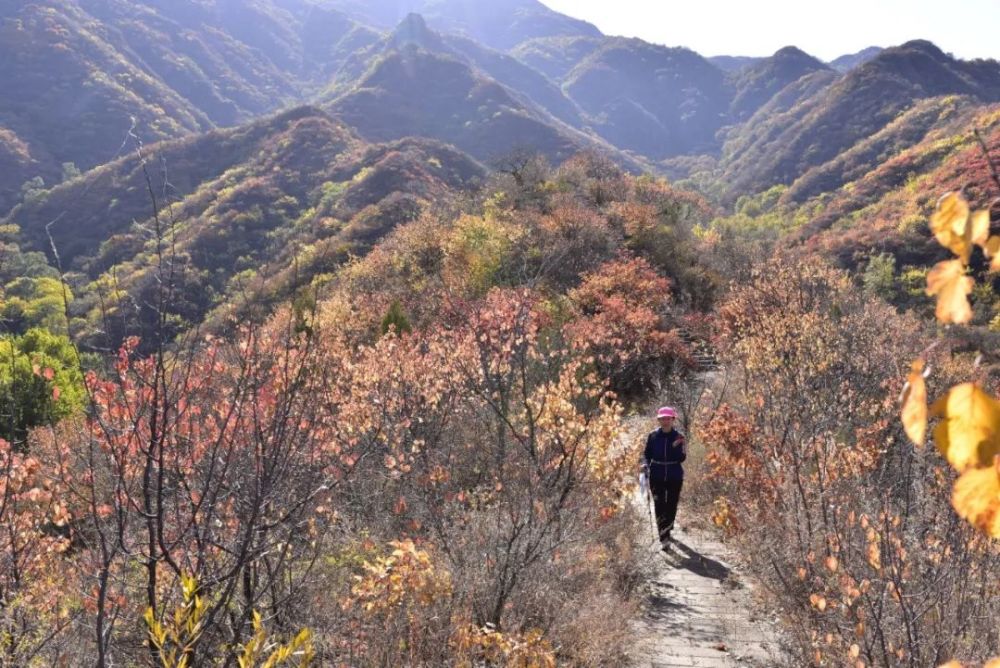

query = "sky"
[540, 0, 1000, 62]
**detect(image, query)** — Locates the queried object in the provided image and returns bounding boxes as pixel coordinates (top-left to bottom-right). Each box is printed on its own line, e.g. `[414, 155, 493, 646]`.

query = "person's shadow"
[663, 538, 733, 581]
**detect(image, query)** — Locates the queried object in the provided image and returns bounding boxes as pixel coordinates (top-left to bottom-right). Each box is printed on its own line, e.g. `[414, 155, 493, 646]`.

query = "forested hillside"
[1, 0, 999, 665]
[3, 105, 485, 351]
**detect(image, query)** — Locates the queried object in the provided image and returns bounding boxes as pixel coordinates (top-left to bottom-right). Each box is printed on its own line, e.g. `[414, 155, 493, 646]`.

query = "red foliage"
[566, 256, 693, 396]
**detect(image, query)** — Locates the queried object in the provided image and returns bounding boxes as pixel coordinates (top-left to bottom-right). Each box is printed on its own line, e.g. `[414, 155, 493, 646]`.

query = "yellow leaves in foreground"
[902, 190, 1000, 538]
[951, 464, 1000, 539]
[925, 192, 997, 324]
[926, 260, 974, 324]
[930, 191, 973, 261]
[146, 574, 314, 668]
[903, 379, 1000, 538]
[929, 381, 1000, 538]
[901, 360, 927, 446]
[930, 384, 1000, 473]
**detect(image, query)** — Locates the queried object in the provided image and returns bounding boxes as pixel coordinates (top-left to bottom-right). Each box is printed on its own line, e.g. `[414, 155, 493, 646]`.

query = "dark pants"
[650, 478, 683, 538]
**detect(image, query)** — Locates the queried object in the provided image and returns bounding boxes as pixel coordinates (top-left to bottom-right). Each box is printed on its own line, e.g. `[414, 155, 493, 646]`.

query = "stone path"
[628, 505, 787, 667]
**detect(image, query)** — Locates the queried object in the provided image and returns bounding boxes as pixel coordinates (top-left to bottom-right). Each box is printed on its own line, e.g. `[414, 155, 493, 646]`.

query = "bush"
[701, 258, 1000, 665]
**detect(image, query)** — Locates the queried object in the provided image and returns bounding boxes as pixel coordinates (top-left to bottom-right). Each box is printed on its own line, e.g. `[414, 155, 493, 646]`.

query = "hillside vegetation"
[1, 1, 999, 665]
[4, 106, 485, 351]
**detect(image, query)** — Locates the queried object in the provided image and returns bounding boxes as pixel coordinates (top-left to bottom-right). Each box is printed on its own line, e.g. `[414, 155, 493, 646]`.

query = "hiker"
[641, 406, 686, 546]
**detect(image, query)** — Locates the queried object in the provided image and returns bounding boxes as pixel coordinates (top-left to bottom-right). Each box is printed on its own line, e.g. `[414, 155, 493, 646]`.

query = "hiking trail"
[627, 414, 787, 667]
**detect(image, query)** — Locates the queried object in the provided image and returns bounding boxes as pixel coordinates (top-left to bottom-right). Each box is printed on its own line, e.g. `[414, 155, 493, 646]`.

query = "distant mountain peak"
[328, 0, 601, 51]
[773, 46, 813, 59]
[897, 39, 947, 57]
[728, 45, 831, 121]
[767, 46, 829, 72]
[829, 46, 883, 72]
[389, 13, 443, 51]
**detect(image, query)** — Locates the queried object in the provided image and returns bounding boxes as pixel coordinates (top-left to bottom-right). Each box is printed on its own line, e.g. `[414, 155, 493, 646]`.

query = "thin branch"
[973, 128, 1000, 194]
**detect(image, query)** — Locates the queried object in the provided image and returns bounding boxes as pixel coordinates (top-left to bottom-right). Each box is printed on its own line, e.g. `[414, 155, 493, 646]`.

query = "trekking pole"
[640, 469, 656, 539]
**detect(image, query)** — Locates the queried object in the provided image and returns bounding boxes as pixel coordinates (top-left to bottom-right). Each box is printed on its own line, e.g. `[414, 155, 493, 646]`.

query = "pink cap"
[656, 406, 677, 419]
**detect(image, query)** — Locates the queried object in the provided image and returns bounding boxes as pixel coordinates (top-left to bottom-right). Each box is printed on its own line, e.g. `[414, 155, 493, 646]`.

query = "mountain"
[563, 38, 731, 158]
[728, 47, 831, 121]
[323, 15, 637, 169]
[829, 46, 884, 72]
[70, 0, 382, 110]
[3, 106, 484, 345]
[708, 99, 1000, 294]
[0, 0, 382, 206]
[717, 40, 1000, 197]
[795, 103, 1000, 268]
[781, 94, 981, 203]
[329, 12, 585, 128]
[324, 0, 602, 51]
[441, 33, 584, 127]
[510, 36, 603, 81]
[0, 1, 211, 175]
[5, 0, 998, 223]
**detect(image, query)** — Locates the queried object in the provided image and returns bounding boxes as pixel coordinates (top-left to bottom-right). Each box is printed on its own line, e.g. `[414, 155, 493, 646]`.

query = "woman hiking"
[642, 406, 686, 548]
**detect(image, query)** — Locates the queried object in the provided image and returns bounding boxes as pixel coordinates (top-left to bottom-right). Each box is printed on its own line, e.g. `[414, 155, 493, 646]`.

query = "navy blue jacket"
[643, 428, 686, 483]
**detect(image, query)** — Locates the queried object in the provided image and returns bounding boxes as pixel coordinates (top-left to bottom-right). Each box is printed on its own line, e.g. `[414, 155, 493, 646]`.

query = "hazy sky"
[540, 0, 1000, 61]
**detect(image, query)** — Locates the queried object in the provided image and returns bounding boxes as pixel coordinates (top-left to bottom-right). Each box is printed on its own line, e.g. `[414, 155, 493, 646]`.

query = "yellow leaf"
[970, 209, 991, 246]
[937, 662, 962, 668]
[984, 236, 1000, 272]
[930, 384, 1000, 472]
[901, 360, 927, 446]
[951, 461, 1000, 538]
[930, 192, 972, 261]
[926, 260, 973, 324]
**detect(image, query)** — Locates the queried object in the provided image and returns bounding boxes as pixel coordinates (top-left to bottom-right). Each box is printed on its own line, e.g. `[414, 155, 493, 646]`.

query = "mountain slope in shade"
[79, 0, 383, 118]
[333, 12, 584, 129]
[3, 106, 484, 346]
[717, 69, 841, 192]
[324, 16, 640, 169]
[0, 0, 382, 202]
[829, 46, 884, 72]
[564, 38, 731, 158]
[0, 2, 212, 173]
[709, 55, 766, 73]
[718, 40, 1000, 197]
[325, 0, 601, 50]
[441, 33, 584, 127]
[729, 46, 831, 121]
[509, 36, 603, 82]
[0, 127, 59, 216]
